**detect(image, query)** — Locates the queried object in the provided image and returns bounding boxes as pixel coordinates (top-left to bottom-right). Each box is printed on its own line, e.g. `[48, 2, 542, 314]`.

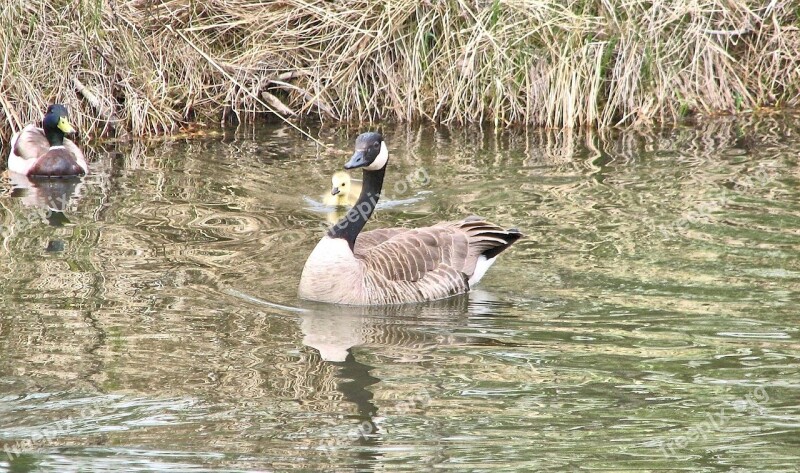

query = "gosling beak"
[57, 117, 75, 134]
[344, 150, 367, 170]
[331, 186, 341, 196]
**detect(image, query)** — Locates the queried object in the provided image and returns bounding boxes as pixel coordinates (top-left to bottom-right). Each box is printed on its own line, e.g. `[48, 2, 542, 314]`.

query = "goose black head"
[344, 132, 388, 171]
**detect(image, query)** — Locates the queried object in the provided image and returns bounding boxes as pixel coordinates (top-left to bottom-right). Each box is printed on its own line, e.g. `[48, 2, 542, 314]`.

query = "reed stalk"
[0, 0, 797, 141]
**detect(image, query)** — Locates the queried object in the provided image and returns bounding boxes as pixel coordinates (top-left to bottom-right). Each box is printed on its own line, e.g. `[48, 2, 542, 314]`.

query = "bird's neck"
[44, 126, 65, 147]
[328, 167, 386, 251]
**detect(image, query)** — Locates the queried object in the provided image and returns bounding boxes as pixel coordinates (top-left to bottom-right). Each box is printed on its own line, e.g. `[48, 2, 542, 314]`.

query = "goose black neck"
[328, 167, 386, 250]
[44, 126, 65, 147]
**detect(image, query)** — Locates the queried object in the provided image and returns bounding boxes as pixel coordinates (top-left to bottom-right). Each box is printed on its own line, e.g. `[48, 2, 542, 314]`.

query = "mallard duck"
[7, 104, 87, 177]
[298, 132, 522, 305]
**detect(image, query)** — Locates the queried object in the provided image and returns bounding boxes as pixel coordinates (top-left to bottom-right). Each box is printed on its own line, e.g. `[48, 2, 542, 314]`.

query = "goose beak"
[331, 186, 341, 196]
[344, 150, 367, 170]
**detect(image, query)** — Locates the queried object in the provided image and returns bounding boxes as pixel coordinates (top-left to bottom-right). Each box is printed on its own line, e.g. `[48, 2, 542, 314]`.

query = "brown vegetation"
[1, 0, 799, 141]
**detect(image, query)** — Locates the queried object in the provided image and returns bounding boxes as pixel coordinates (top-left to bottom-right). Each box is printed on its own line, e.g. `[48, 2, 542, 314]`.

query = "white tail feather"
[468, 255, 497, 287]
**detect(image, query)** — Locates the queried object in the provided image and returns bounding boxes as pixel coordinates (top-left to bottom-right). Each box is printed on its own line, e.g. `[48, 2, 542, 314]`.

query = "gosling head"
[330, 171, 351, 196]
[344, 132, 387, 171]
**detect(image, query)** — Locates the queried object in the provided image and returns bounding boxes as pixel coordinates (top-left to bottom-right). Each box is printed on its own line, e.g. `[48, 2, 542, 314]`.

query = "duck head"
[42, 104, 75, 146]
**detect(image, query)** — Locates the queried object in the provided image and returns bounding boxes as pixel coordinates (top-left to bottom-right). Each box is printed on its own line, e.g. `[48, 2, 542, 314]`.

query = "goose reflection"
[300, 292, 514, 363]
[297, 292, 517, 467]
[300, 296, 470, 363]
[298, 297, 475, 450]
[227, 286, 517, 465]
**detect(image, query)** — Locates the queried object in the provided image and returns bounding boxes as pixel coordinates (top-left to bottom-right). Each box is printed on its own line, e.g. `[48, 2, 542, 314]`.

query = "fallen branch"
[73, 77, 119, 129]
[261, 91, 296, 116]
[269, 79, 336, 119]
[277, 70, 311, 81]
[163, 21, 325, 147]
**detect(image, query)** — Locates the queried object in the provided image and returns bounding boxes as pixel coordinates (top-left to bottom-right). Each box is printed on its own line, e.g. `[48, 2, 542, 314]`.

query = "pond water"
[1, 115, 799, 472]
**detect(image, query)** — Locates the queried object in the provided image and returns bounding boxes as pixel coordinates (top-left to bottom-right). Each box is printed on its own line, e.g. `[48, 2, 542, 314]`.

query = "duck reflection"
[4, 172, 85, 251]
[7, 172, 85, 223]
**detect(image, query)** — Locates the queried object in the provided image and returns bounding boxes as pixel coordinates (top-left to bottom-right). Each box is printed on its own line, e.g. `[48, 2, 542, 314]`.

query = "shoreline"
[1, 1, 798, 141]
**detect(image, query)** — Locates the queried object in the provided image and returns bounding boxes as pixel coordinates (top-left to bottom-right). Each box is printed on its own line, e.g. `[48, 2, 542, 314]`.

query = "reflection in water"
[2, 172, 87, 253]
[7, 172, 85, 213]
[331, 354, 382, 470]
[297, 293, 522, 472]
[300, 297, 469, 362]
[1, 115, 799, 471]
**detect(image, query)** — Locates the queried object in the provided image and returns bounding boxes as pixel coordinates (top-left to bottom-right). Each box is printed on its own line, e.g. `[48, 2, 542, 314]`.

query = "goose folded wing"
[358, 227, 471, 283]
[354, 228, 410, 252]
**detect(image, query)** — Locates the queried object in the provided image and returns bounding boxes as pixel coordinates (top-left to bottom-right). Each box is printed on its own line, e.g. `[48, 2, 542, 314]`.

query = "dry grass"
[1, 0, 798, 141]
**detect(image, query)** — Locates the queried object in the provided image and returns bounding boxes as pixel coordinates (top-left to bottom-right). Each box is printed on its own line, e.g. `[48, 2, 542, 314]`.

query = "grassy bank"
[1, 0, 798, 141]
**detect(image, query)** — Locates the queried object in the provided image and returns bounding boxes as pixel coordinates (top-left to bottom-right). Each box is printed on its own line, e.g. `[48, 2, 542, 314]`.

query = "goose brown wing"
[358, 226, 471, 281]
[13, 126, 49, 160]
[354, 228, 410, 253]
[356, 226, 472, 303]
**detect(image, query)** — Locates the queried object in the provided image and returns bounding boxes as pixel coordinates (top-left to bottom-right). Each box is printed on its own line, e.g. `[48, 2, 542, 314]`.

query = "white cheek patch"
[364, 141, 388, 171]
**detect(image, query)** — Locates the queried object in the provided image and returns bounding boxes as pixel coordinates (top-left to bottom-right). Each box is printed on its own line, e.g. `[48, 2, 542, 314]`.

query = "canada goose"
[322, 171, 362, 207]
[7, 104, 88, 178]
[299, 132, 522, 305]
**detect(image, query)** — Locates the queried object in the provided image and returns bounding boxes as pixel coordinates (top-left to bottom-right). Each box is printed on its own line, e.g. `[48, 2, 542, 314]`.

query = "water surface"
[1, 116, 799, 471]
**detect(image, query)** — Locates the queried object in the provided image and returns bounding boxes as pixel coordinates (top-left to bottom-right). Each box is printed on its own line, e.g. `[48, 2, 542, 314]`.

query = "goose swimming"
[299, 132, 522, 305]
